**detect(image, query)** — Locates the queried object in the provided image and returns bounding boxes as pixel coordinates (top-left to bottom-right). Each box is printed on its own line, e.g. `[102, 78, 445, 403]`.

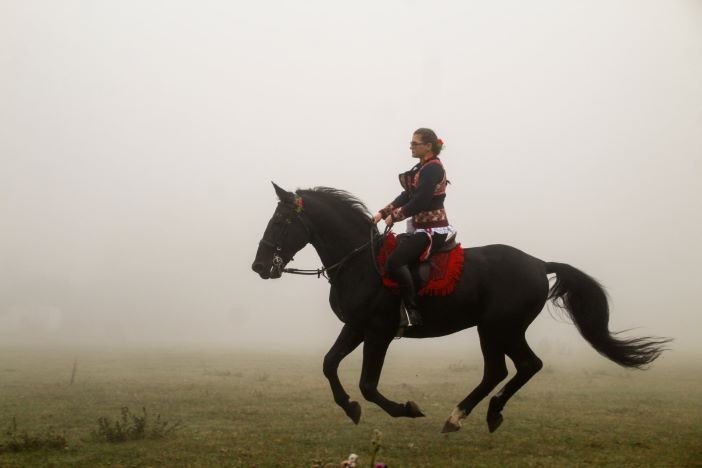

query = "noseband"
[259, 201, 388, 282]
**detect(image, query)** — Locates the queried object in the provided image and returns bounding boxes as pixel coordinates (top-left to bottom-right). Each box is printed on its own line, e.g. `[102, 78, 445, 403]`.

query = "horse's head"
[252, 183, 312, 279]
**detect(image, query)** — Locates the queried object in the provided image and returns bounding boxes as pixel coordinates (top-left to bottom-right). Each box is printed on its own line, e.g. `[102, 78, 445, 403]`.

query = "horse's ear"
[272, 181, 295, 204]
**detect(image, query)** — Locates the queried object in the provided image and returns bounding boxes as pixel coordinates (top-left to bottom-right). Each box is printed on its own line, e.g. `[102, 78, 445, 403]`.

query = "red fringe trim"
[420, 245, 464, 296]
[377, 233, 398, 289]
[376, 232, 464, 297]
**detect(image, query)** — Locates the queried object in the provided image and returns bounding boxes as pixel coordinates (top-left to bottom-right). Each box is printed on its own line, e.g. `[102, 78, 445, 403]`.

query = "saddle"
[377, 232, 464, 296]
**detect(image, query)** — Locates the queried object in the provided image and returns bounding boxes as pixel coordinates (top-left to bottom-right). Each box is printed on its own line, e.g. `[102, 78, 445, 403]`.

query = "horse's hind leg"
[323, 325, 364, 424]
[486, 334, 543, 432]
[359, 331, 425, 418]
[442, 326, 508, 433]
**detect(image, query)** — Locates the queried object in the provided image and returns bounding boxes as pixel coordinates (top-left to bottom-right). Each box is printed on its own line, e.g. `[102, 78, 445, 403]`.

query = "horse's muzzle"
[251, 261, 270, 279]
[251, 260, 283, 279]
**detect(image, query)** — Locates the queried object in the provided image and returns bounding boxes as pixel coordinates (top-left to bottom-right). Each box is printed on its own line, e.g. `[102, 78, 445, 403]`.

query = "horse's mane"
[297, 187, 373, 227]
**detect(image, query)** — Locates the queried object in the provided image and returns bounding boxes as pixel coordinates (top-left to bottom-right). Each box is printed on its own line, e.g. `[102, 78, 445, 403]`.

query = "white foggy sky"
[1, 1, 701, 355]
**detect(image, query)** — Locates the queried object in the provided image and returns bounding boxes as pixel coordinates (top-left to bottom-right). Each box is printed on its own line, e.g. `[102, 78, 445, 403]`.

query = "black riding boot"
[390, 265, 423, 329]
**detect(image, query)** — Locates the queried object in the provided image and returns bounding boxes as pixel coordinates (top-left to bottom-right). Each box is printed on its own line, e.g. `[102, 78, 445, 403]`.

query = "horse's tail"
[545, 262, 671, 369]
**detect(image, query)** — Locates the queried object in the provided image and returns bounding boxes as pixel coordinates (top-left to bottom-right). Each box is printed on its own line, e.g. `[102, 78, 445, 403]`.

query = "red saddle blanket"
[376, 232, 465, 296]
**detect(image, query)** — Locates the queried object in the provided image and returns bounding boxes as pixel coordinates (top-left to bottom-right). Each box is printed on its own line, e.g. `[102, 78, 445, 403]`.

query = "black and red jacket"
[379, 157, 449, 230]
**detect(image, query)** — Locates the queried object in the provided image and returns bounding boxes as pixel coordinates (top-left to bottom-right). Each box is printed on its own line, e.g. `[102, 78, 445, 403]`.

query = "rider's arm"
[390, 163, 443, 222]
[377, 191, 409, 220]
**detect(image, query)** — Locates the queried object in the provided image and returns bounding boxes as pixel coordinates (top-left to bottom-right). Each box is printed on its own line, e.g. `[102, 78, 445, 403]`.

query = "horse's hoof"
[441, 419, 461, 433]
[405, 401, 425, 418]
[487, 412, 503, 433]
[346, 401, 362, 424]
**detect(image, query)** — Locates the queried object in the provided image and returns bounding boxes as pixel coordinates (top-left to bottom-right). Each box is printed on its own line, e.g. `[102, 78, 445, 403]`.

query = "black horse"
[251, 183, 670, 432]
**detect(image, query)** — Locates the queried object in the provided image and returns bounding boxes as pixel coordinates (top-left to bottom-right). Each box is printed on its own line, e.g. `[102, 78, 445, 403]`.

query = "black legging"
[385, 232, 448, 274]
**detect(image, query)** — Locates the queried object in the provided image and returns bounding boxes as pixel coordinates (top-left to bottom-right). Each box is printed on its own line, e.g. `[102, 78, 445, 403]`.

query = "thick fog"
[1, 1, 700, 356]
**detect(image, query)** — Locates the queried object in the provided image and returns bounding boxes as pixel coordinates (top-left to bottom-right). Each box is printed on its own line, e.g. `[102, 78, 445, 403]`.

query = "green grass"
[0, 346, 699, 467]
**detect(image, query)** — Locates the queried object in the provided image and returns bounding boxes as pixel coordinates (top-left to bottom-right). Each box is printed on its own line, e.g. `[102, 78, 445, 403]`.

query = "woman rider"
[372, 128, 456, 330]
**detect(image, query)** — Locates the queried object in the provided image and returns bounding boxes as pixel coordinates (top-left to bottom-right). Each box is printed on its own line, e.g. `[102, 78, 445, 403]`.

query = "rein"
[283, 225, 390, 281]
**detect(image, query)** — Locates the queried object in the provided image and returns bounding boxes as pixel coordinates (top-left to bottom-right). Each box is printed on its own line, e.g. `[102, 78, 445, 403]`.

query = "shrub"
[0, 417, 67, 453]
[93, 407, 181, 443]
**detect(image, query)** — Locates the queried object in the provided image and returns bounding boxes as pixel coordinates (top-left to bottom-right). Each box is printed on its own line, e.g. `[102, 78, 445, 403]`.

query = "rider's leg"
[385, 233, 430, 328]
[390, 265, 422, 328]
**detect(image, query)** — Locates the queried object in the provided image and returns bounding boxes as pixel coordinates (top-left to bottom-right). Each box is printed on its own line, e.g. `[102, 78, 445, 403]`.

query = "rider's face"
[410, 134, 431, 159]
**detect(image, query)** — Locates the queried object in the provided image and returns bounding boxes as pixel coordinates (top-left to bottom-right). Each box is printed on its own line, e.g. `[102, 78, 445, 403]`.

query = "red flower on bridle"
[295, 195, 304, 213]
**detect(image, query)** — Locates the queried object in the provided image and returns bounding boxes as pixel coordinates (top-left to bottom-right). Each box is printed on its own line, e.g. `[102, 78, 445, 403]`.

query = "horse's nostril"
[252, 262, 264, 274]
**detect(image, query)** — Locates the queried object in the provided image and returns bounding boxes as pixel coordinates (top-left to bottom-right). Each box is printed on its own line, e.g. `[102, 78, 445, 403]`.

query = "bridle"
[258, 203, 389, 282]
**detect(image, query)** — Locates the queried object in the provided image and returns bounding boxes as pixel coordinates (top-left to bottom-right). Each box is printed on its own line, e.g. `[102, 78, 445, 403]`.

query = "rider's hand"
[384, 214, 394, 227]
[372, 212, 383, 224]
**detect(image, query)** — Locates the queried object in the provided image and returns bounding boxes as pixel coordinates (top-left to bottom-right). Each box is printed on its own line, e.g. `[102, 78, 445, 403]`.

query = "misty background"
[1, 1, 700, 358]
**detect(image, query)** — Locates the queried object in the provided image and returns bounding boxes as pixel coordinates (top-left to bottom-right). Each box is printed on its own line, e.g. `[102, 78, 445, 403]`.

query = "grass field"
[0, 346, 699, 467]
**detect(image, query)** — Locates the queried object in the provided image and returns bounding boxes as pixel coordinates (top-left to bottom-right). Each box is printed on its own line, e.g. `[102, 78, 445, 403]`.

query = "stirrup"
[396, 303, 422, 339]
[402, 305, 418, 327]
[395, 305, 413, 339]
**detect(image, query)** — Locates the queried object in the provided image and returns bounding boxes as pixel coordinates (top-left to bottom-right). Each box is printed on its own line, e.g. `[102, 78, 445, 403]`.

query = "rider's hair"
[413, 128, 443, 156]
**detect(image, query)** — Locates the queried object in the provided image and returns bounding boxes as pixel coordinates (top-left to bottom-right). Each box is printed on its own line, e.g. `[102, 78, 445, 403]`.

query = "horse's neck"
[307, 214, 367, 269]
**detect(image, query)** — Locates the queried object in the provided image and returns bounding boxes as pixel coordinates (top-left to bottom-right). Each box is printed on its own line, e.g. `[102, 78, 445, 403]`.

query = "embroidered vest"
[398, 158, 447, 196]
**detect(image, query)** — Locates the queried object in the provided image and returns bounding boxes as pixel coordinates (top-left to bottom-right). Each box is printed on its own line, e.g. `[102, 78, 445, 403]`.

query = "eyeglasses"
[409, 141, 426, 147]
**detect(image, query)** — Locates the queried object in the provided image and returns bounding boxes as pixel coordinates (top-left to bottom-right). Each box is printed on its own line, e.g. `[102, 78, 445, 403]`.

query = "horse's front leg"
[323, 324, 364, 424]
[359, 330, 425, 418]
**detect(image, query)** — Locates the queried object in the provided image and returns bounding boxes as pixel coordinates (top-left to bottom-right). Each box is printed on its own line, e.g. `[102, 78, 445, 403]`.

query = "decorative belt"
[413, 208, 448, 227]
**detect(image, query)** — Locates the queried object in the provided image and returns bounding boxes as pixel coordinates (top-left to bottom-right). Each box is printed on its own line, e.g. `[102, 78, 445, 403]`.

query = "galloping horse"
[251, 183, 669, 432]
